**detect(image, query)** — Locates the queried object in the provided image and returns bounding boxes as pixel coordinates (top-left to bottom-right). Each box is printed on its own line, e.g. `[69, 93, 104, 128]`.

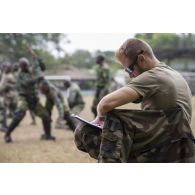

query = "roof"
[50, 66, 96, 80]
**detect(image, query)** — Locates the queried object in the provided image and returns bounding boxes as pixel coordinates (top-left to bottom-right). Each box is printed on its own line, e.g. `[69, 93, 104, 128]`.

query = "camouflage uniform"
[43, 81, 68, 118]
[67, 82, 85, 115]
[4, 58, 54, 142]
[0, 70, 17, 130]
[22, 58, 45, 126]
[92, 66, 110, 116]
[1, 71, 17, 118]
[75, 63, 195, 163]
[41, 80, 75, 130]
[75, 108, 195, 163]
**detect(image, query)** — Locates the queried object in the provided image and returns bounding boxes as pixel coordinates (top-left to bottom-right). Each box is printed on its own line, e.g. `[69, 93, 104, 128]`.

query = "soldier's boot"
[4, 134, 12, 143]
[4, 110, 26, 143]
[41, 117, 56, 141]
[64, 112, 76, 131]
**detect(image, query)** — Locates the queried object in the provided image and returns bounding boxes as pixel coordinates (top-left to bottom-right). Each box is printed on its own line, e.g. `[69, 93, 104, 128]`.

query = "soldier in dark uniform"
[91, 55, 110, 117]
[3, 57, 55, 143]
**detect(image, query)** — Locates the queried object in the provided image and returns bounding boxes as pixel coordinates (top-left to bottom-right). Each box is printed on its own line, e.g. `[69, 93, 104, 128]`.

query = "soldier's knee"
[74, 123, 101, 159]
[36, 108, 50, 120]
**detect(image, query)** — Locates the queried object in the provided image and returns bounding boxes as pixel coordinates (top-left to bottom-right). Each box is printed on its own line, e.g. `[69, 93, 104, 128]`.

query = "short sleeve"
[126, 70, 160, 99]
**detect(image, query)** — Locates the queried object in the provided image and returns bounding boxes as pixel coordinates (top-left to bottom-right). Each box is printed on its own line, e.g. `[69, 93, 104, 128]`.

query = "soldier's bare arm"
[97, 86, 140, 117]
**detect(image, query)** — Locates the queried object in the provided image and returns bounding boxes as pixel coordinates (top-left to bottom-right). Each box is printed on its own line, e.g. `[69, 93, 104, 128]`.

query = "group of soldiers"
[0, 48, 120, 144]
[0, 48, 118, 144]
[0, 48, 86, 143]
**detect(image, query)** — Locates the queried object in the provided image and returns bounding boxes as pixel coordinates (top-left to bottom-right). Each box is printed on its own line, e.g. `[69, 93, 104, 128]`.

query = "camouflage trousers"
[74, 108, 195, 163]
[45, 98, 75, 130]
[17, 95, 49, 118]
[5, 94, 52, 137]
[0, 92, 17, 129]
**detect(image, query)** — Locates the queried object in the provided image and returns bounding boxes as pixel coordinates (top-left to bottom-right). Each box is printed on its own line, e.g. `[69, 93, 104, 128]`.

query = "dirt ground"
[0, 96, 195, 163]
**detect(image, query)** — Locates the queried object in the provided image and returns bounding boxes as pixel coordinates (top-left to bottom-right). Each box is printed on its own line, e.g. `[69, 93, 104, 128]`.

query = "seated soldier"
[74, 38, 195, 163]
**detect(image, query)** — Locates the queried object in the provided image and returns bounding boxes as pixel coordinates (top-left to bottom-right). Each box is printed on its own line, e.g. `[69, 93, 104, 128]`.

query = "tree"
[0, 33, 68, 62]
[65, 49, 94, 68]
[135, 33, 195, 49]
[135, 33, 180, 49]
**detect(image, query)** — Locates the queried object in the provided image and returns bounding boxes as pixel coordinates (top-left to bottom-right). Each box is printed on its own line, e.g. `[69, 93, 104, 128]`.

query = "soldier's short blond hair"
[115, 38, 155, 62]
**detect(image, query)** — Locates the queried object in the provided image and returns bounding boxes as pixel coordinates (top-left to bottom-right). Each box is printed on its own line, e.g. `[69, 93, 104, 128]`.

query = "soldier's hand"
[91, 116, 105, 129]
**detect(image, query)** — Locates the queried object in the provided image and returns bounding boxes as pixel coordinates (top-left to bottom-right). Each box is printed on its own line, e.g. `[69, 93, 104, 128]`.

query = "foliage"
[65, 49, 93, 68]
[0, 33, 67, 62]
[1, 33, 195, 73]
[135, 33, 195, 49]
[62, 49, 120, 74]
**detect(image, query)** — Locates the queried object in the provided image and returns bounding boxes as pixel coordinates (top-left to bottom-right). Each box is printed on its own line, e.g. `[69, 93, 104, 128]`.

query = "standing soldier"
[91, 55, 110, 117]
[1, 64, 17, 118]
[64, 79, 85, 115]
[38, 79, 76, 130]
[27, 47, 46, 125]
[0, 63, 16, 131]
[11, 62, 36, 125]
[3, 56, 55, 143]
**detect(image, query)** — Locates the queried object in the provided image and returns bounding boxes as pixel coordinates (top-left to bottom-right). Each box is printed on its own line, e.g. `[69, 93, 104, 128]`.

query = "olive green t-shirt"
[126, 63, 192, 122]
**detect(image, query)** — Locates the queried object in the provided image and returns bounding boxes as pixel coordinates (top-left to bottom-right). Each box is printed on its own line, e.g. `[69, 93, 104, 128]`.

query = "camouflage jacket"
[67, 83, 85, 109]
[95, 66, 110, 88]
[15, 58, 43, 96]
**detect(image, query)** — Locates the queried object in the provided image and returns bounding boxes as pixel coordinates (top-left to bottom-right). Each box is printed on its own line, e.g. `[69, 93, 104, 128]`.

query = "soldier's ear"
[138, 54, 145, 63]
